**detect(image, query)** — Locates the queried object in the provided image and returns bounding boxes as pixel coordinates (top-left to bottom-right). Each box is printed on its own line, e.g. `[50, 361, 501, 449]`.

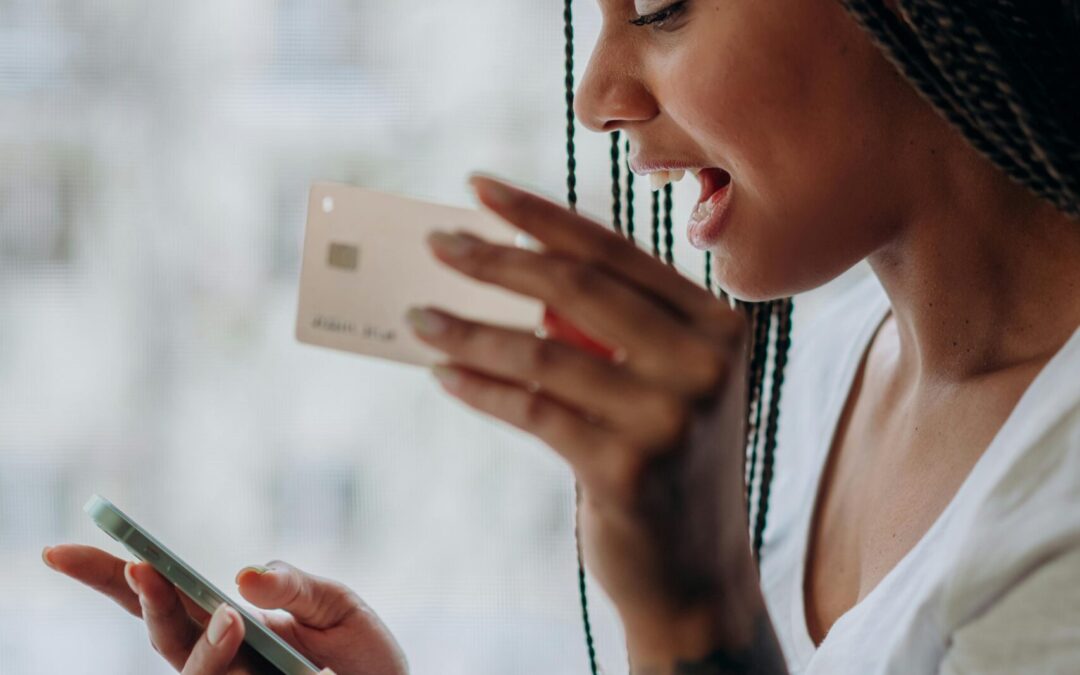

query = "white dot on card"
[322, 196, 335, 213]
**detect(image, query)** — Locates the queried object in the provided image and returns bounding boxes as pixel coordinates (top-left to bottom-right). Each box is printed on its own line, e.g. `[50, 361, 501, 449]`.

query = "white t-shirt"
[760, 273, 1080, 674]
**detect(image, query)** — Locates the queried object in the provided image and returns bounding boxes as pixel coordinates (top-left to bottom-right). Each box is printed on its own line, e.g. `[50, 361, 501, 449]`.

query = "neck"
[868, 143, 1080, 386]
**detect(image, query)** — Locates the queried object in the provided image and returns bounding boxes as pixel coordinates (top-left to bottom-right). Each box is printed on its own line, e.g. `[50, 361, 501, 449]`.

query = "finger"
[427, 233, 724, 393]
[236, 561, 359, 630]
[177, 591, 213, 627]
[408, 307, 685, 443]
[129, 561, 202, 670]
[180, 604, 245, 675]
[430, 363, 627, 473]
[469, 174, 736, 332]
[42, 545, 142, 618]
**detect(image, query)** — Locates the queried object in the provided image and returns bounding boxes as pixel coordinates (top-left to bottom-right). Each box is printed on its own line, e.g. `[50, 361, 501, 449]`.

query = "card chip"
[327, 242, 359, 270]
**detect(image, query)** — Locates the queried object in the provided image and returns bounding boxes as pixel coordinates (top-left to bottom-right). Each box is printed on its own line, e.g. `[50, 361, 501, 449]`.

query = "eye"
[629, 0, 690, 30]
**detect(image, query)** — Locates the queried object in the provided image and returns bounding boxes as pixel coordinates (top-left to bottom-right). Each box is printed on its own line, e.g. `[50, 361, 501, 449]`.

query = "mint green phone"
[84, 495, 321, 675]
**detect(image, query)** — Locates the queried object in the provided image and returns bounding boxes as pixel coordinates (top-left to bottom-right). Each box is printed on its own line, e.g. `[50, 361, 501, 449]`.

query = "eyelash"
[628, 0, 689, 29]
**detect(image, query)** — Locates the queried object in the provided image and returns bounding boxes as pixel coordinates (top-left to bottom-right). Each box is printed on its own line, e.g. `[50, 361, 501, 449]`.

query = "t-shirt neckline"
[786, 280, 1080, 665]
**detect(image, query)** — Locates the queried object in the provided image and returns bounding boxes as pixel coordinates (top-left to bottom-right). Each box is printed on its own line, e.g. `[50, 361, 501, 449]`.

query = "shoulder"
[940, 541, 1080, 674]
[939, 333, 1080, 654]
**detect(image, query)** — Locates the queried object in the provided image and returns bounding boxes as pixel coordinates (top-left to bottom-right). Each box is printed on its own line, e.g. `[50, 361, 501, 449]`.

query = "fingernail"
[124, 561, 140, 594]
[427, 231, 478, 258]
[318, 670, 338, 675]
[405, 307, 449, 337]
[432, 365, 463, 391]
[469, 175, 518, 208]
[41, 546, 56, 570]
[207, 604, 235, 646]
[234, 565, 271, 584]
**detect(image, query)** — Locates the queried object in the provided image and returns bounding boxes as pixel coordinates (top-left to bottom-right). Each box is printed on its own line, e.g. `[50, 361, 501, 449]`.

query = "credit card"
[296, 183, 545, 367]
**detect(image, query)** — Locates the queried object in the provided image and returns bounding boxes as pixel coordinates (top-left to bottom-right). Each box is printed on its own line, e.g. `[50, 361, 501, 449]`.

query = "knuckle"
[592, 232, 628, 264]
[463, 242, 502, 278]
[521, 391, 552, 429]
[525, 337, 561, 374]
[553, 259, 599, 297]
[451, 318, 479, 347]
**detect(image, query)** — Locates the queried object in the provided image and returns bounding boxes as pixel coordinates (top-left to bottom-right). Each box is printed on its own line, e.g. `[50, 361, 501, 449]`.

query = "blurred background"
[0, 1, 864, 673]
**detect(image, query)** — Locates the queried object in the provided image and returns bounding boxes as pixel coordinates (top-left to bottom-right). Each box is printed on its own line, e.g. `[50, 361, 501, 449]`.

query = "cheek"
[664, 3, 907, 298]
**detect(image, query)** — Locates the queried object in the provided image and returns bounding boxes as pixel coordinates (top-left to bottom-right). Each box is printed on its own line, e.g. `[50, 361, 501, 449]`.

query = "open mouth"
[694, 167, 732, 214]
[687, 168, 734, 249]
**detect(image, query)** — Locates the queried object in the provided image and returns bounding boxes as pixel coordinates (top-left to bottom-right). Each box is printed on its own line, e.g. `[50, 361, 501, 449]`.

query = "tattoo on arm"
[633, 611, 788, 675]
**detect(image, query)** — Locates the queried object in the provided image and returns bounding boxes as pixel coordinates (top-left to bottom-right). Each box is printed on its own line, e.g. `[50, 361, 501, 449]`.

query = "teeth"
[649, 170, 671, 192]
[646, 169, 690, 192]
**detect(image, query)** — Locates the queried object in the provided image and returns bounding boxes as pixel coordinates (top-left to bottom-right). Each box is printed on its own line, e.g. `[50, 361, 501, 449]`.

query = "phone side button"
[171, 568, 196, 591]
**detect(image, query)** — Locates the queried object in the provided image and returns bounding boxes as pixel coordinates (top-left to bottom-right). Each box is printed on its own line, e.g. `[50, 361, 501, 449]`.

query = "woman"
[43, 0, 1080, 672]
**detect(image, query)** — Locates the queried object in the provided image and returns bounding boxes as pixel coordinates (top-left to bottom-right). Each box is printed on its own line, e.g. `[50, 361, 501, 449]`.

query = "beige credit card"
[296, 182, 545, 367]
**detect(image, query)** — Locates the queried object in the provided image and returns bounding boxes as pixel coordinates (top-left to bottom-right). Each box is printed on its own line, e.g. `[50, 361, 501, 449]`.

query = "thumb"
[235, 561, 359, 630]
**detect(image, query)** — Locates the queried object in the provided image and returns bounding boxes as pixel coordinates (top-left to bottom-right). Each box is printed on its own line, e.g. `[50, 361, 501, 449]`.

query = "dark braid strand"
[704, 250, 713, 295]
[564, 2, 598, 673]
[563, 0, 578, 212]
[610, 131, 623, 235]
[743, 301, 774, 517]
[624, 138, 636, 245]
[651, 188, 661, 257]
[662, 183, 675, 266]
[752, 299, 794, 563]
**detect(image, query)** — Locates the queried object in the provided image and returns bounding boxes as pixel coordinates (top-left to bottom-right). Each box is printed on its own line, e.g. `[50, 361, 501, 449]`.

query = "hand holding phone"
[41, 496, 407, 675]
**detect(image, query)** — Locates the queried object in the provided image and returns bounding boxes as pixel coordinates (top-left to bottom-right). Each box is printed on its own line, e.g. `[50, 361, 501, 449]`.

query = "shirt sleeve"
[939, 545, 1080, 674]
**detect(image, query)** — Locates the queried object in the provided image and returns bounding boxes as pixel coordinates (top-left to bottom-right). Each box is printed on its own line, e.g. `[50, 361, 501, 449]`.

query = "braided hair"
[839, 0, 1080, 219]
[562, 4, 794, 672]
[566, 1, 1079, 671]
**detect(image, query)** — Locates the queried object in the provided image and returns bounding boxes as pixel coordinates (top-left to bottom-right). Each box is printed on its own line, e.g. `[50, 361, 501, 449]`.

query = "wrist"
[620, 555, 765, 668]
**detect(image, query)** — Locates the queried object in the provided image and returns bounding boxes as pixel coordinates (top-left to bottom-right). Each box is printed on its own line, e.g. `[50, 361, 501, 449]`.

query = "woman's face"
[575, 0, 936, 300]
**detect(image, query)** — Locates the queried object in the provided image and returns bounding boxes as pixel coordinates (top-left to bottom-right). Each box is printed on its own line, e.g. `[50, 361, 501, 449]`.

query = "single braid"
[564, 2, 599, 673]
[704, 250, 713, 295]
[625, 138, 636, 245]
[610, 131, 623, 235]
[650, 188, 661, 257]
[662, 183, 675, 266]
[564, 0, 578, 213]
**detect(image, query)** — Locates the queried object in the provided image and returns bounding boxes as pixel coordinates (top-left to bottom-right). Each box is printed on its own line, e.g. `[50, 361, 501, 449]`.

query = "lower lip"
[687, 180, 734, 250]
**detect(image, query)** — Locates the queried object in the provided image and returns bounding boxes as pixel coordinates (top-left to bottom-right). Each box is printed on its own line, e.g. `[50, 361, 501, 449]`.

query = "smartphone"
[295, 182, 546, 367]
[84, 495, 321, 675]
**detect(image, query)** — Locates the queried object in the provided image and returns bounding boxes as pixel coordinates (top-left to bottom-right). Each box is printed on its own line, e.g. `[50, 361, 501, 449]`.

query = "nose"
[573, 38, 659, 133]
